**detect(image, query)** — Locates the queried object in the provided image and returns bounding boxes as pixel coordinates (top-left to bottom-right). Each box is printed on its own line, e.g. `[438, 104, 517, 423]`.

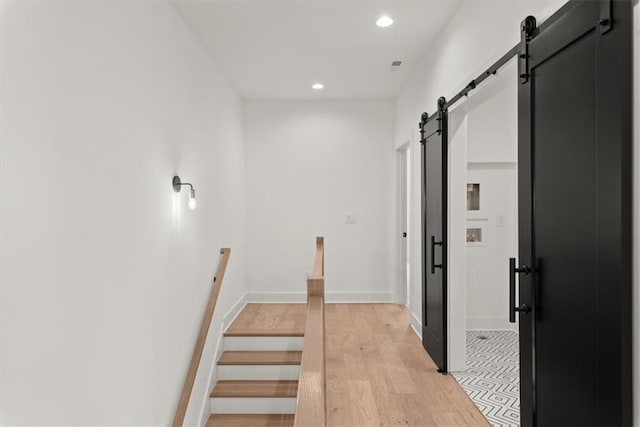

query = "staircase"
[174, 239, 324, 427]
[205, 306, 305, 427]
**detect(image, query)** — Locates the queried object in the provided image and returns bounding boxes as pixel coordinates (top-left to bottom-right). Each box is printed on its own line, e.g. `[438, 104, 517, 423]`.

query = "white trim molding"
[245, 291, 395, 304]
[326, 291, 395, 303]
[410, 309, 422, 339]
[197, 292, 249, 426]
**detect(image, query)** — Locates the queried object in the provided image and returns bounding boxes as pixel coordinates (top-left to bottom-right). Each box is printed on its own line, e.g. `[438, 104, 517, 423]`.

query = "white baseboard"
[197, 292, 249, 427]
[223, 336, 304, 352]
[410, 309, 422, 339]
[217, 365, 300, 381]
[210, 397, 297, 414]
[327, 291, 395, 303]
[246, 291, 395, 303]
[466, 316, 517, 331]
[246, 292, 306, 303]
[222, 293, 250, 328]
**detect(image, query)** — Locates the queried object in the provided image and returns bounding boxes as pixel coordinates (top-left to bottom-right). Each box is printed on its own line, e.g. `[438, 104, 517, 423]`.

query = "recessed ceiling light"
[312, 83, 324, 90]
[376, 16, 393, 28]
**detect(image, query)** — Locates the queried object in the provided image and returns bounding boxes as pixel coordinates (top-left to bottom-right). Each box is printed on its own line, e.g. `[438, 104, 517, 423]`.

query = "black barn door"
[516, 2, 632, 425]
[419, 99, 447, 372]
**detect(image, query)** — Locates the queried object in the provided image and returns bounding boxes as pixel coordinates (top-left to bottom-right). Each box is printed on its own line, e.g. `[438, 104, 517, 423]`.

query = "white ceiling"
[171, 1, 462, 100]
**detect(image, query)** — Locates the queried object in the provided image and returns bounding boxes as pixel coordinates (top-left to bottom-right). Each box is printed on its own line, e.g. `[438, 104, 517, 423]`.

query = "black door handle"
[431, 236, 443, 274]
[402, 232, 407, 238]
[509, 257, 531, 322]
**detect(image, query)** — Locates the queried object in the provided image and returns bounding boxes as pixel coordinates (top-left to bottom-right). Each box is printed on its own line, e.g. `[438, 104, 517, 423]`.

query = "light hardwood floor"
[225, 303, 306, 336]
[325, 304, 488, 426]
[223, 303, 488, 426]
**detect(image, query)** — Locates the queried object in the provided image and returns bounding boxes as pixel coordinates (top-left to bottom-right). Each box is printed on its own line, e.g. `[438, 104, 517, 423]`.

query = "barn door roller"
[519, 16, 537, 85]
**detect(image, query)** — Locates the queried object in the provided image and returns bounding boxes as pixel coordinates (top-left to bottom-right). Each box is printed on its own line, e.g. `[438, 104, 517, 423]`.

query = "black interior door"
[517, 2, 632, 425]
[419, 101, 447, 372]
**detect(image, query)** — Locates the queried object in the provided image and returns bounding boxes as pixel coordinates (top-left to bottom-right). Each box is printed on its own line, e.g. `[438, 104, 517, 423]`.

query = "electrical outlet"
[345, 212, 356, 224]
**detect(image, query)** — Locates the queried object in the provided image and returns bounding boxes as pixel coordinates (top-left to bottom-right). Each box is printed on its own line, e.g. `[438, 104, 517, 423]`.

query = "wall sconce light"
[172, 175, 197, 210]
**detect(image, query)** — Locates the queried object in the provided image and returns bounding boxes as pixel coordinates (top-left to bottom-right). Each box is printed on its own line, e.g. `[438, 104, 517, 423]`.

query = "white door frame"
[447, 104, 469, 372]
[395, 141, 411, 306]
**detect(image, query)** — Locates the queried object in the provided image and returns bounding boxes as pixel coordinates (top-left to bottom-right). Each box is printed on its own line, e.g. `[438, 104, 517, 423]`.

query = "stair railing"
[172, 248, 231, 427]
[294, 236, 327, 427]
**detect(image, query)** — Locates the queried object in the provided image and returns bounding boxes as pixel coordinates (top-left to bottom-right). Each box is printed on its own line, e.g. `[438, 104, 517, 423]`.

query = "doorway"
[447, 58, 520, 426]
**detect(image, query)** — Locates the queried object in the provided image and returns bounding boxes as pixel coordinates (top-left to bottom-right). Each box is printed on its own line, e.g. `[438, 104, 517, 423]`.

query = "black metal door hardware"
[509, 258, 531, 323]
[430, 236, 443, 274]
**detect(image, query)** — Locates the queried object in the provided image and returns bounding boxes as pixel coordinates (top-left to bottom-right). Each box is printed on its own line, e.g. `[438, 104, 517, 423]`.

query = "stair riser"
[210, 397, 297, 414]
[223, 336, 303, 351]
[217, 365, 300, 380]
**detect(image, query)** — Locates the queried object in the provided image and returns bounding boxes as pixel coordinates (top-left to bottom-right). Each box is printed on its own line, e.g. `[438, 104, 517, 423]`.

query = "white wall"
[244, 101, 394, 301]
[466, 79, 518, 164]
[394, 0, 566, 350]
[466, 165, 517, 331]
[447, 109, 468, 370]
[0, 2, 246, 425]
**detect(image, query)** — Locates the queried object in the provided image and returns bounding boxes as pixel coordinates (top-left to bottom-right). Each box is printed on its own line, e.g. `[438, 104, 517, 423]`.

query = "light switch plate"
[496, 215, 506, 228]
[345, 212, 356, 224]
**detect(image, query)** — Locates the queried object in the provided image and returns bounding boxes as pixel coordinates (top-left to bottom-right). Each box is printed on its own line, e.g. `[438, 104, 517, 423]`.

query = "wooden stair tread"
[224, 303, 306, 337]
[218, 351, 302, 365]
[210, 380, 298, 398]
[206, 414, 294, 427]
[223, 329, 304, 337]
